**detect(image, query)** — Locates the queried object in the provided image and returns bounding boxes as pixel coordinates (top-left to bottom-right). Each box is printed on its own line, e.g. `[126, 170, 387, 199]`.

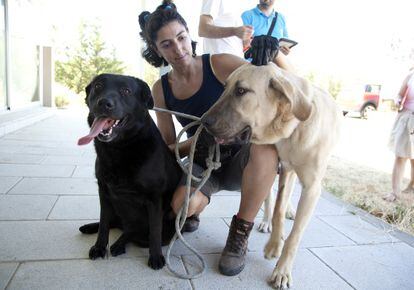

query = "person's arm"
[241, 10, 253, 48]
[395, 73, 412, 106]
[152, 80, 193, 157]
[273, 52, 295, 72]
[198, 14, 253, 40]
[279, 15, 291, 55]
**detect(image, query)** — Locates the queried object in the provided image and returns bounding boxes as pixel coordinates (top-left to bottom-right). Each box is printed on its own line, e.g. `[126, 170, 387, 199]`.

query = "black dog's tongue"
[77, 117, 112, 146]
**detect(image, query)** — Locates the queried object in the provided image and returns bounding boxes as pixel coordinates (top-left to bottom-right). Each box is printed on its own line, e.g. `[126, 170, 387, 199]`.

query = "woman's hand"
[168, 138, 194, 158]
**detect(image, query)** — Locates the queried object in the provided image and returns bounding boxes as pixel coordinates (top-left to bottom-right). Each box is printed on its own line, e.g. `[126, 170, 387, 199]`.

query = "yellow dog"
[202, 63, 342, 289]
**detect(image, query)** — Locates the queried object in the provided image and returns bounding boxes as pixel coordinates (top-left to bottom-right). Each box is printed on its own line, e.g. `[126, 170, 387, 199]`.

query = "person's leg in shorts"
[170, 160, 219, 218]
[170, 143, 249, 231]
[219, 144, 278, 276]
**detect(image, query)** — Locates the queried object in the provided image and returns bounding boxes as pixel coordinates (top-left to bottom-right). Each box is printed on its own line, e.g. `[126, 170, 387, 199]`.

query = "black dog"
[77, 74, 181, 269]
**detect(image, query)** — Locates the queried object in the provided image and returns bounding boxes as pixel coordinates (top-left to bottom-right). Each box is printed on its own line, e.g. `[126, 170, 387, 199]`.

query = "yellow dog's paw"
[268, 265, 292, 289]
[264, 239, 284, 259]
[258, 220, 272, 233]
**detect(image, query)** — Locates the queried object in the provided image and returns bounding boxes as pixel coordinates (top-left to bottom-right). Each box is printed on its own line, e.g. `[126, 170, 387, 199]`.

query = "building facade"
[1, 0, 52, 113]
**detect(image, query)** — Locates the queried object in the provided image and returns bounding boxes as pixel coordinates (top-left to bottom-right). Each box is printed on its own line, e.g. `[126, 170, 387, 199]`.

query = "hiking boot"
[182, 214, 200, 233]
[219, 215, 254, 276]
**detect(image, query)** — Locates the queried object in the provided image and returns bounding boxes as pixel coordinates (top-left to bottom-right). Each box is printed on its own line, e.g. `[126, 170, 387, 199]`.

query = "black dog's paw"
[110, 243, 126, 257]
[79, 222, 99, 234]
[148, 254, 165, 270]
[89, 245, 106, 260]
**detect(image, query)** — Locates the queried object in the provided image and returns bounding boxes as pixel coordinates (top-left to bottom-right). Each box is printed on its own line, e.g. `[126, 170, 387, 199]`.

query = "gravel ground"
[324, 111, 414, 234]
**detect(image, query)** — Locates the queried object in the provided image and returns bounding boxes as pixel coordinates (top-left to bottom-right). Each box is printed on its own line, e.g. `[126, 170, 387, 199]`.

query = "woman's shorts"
[178, 144, 251, 202]
[389, 109, 414, 158]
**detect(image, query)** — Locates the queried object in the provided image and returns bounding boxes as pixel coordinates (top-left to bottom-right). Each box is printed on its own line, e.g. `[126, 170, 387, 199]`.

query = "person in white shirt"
[198, 0, 253, 58]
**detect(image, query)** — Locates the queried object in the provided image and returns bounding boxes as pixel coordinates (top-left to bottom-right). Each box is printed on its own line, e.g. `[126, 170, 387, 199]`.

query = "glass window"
[0, 0, 6, 109]
[8, 0, 40, 108]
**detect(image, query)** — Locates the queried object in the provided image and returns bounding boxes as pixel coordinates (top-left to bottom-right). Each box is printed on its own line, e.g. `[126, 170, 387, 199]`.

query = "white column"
[42, 46, 53, 107]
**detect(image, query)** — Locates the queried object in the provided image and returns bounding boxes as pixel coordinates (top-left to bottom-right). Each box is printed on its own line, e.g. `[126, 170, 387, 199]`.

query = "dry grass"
[323, 156, 414, 235]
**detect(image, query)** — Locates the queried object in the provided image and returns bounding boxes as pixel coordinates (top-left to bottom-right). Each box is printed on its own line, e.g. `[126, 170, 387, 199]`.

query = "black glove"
[246, 35, 279, 66]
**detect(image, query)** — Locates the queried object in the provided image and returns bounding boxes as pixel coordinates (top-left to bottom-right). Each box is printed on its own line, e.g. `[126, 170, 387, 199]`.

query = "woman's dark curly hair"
[138, 0, 196, 68]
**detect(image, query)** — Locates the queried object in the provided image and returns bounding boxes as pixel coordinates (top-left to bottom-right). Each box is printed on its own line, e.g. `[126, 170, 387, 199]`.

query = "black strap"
[266, 12, 278, 36]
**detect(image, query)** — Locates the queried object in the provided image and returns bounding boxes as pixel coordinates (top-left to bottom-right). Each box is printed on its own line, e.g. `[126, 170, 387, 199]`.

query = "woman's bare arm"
[398, 72, 413, 97]
[273, 52, 295, 72]
[152, 79, 193, 157]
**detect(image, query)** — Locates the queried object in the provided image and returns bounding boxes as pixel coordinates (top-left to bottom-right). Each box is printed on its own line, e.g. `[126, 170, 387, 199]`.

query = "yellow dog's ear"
[269, 72, 312, 121]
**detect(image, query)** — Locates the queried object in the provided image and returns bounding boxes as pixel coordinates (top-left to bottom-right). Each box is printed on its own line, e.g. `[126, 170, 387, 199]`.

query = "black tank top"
[161, 54, 242, 167]
[161, 54, 224, 137]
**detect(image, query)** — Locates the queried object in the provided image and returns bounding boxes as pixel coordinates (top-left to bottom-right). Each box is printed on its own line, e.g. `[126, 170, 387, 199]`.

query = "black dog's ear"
[135, 78, 154, 109]
[84, 83, 92, 106]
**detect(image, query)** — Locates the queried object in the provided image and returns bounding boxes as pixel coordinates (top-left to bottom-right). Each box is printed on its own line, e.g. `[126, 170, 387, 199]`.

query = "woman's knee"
[170, 186, 207, 216]
[171, 187, 186, 214]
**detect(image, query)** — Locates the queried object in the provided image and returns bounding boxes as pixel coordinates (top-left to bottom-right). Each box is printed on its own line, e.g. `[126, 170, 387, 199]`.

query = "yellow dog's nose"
[201, 114, 217, 128]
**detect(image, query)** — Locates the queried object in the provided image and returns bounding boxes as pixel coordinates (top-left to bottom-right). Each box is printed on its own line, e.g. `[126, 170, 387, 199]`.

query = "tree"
[328, 77, 342, 100]
[304, 71, 342, 99]
[55, 22, 125, 94]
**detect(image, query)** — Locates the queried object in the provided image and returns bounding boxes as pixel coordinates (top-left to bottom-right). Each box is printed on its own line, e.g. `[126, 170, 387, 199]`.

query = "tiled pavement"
[0, 108, 413, 290]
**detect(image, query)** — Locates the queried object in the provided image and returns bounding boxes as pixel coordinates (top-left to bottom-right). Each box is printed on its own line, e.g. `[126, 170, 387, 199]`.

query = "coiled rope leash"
[151, 107, 221, 279]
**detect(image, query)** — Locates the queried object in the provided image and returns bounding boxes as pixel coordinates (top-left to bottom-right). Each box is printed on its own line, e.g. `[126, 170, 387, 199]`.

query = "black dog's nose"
[201, 114, 216, 128]
[97, 97, 115, 111]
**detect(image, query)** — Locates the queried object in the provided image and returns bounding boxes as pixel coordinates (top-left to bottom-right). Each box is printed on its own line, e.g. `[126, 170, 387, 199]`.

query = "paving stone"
[311, 243, 414, 290]
[0, 145, 20, 154]
[183, 251, 352, 290]
[0, 195, 57, 220]
[82, 150, 97, 158]
[8, 177, 97, 195]
[3, 130, 78, 142]
[214, 190, 240, 196]
[0, 262, 19, 290]
[2, 107, 414, 289]
[290, 192, 351, 216]
[245, 216, 356, 253]
[0, 164, 75, 177]
[48, 196, 99, 220]
[6, 132, 71, 142]
[201, 195, 263, 218]
[0, 153, 45, 164]
[41, 155, 96, 166]
[14, 146, 85, 156]
[0, 177, 21, 194]
[319, 215, 400, 244]
[314, 197, 352, 216]
[7, 257, 191, 290]
[72, 165, 95, 178]
[171, 218, 229, 255]
[0, 221, 146, 261]
[0, 139, 61, 149]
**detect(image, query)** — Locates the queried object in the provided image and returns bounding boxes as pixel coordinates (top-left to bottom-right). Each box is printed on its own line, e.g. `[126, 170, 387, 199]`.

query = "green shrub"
[55, 95, 70, 108]
[55, 21, 125, 94]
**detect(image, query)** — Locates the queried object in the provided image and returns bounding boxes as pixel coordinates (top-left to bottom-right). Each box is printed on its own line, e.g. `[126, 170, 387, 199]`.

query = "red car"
[337, 84, 381, 119]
